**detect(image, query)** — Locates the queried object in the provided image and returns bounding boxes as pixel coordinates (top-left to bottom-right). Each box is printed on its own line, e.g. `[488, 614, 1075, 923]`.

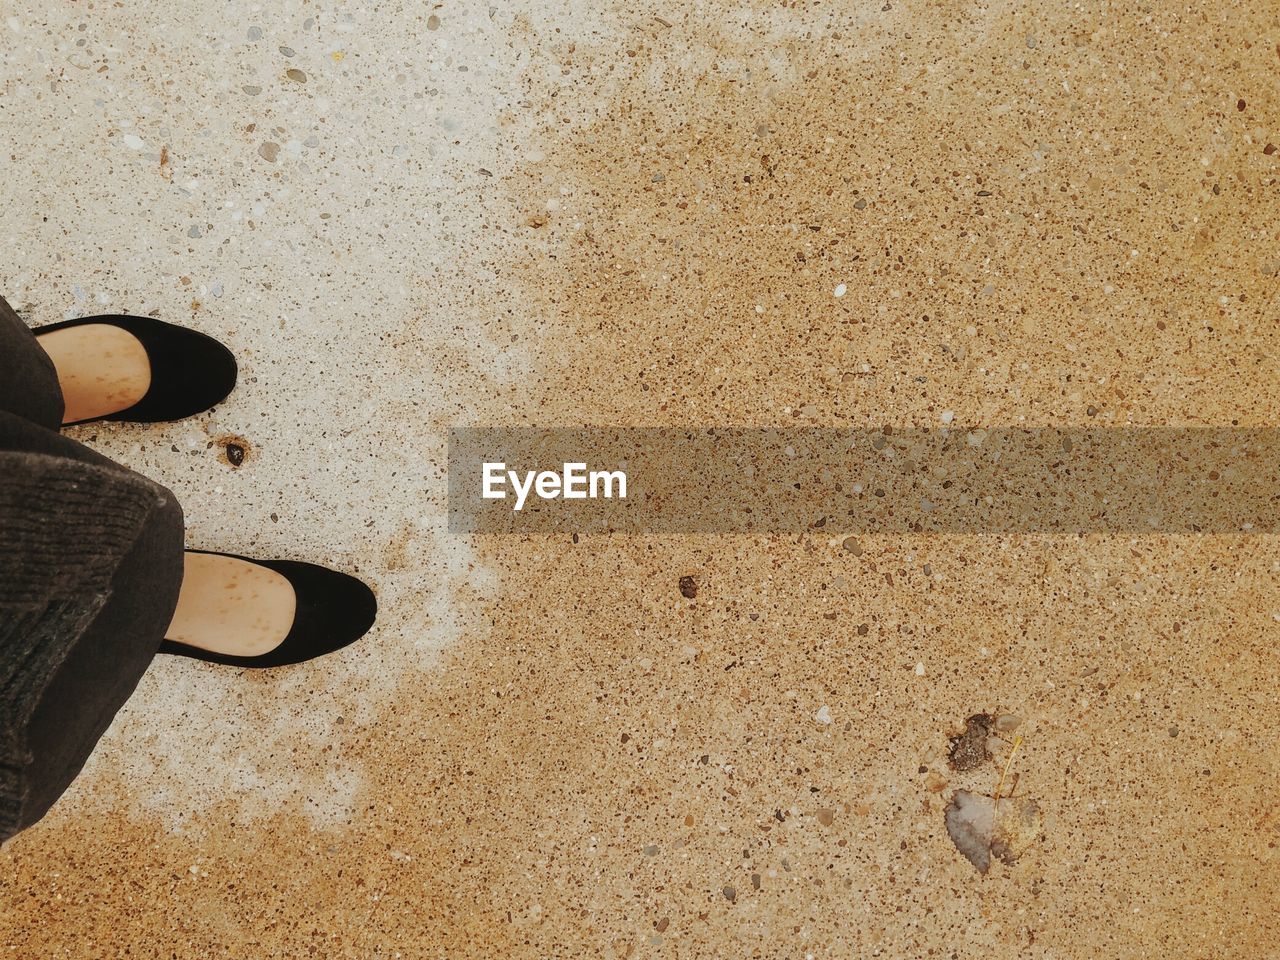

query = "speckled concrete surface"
[1, 1, 1278, 956]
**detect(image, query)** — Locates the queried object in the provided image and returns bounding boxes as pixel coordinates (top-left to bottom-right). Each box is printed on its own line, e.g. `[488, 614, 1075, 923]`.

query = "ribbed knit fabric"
[0, 452, 170, 838]
[0, 294, 184, 841]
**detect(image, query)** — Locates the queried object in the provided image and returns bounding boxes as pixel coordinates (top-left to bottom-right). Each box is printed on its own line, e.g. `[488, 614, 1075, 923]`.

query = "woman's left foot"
[35, 314, 237, 425]
[159, 551, 377, 669]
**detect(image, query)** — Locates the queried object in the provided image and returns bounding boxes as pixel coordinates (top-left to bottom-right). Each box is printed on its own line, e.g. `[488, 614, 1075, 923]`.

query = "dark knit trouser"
[0, 295, 183, 842]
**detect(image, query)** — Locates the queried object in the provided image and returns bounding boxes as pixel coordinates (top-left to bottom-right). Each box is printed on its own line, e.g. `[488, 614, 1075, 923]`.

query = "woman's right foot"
[35, 315, 237, 426]
[160, 551, 376, 668]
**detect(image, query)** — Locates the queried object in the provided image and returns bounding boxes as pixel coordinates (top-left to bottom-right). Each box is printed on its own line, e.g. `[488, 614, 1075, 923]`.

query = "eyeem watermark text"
[450, 428, 1280, 533]
[482, 462, 628, 511]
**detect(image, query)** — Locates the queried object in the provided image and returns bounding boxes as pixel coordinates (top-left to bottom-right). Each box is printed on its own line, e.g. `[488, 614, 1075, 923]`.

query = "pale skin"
[37, 324, 296, 656]
[166, 554, 297, 657]
[36, 324, 151, 425]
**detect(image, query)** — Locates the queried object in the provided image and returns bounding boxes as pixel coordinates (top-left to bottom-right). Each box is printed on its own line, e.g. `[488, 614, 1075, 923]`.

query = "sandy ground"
[1, 0, 1278, 956]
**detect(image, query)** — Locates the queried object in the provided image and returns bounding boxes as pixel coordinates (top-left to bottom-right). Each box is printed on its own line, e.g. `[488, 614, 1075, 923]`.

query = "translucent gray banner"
[447, 428, 1279, 534]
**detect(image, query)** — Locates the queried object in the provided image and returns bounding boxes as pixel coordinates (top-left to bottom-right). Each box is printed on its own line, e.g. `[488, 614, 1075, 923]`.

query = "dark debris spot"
[211, 434, 251, 468]
[679, 575, 698, 599]
[948, 713, 994, 772]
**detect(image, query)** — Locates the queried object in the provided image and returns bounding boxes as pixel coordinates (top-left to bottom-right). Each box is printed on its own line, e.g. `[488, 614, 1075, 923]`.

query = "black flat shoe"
[158, 551, 377, 669]
[34, 314, 237, 424]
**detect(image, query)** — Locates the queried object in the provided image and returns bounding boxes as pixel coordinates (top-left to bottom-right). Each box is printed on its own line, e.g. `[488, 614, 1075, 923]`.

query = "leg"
[0, 411, 183, 840]
[0, 294, 64, 429]
[18, 468, 183, 832]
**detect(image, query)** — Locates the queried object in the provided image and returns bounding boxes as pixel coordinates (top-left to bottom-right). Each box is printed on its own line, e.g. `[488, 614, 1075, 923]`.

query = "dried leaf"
[945, 789, 1041, 874]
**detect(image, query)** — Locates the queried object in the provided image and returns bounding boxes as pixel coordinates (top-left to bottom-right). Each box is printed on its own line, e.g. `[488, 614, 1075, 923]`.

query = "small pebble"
[833, 283, 847, 298]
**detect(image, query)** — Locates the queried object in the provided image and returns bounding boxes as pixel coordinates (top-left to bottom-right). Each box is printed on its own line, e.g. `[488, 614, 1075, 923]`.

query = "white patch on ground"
[3, 0, 609, 833]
